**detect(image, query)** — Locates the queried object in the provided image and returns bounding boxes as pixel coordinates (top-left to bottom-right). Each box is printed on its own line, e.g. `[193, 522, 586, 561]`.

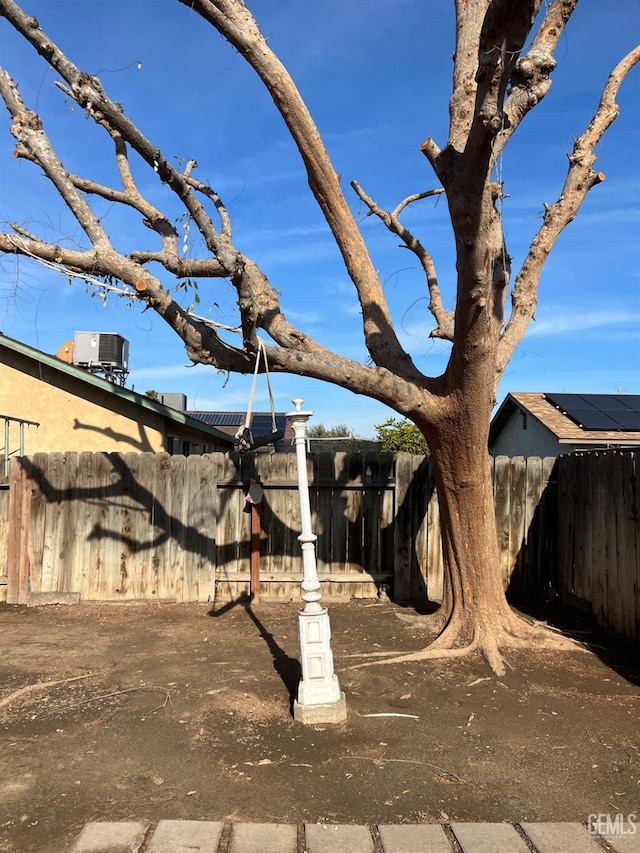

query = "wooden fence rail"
[0, 451, 557, 607]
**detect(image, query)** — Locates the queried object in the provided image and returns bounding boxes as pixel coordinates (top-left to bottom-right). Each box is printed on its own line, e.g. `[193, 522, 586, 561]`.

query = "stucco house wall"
[0, 334, 232, 458]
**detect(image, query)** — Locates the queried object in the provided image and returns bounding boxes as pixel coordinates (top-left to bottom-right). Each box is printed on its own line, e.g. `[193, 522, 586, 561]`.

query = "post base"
[293, 692, 347, 725]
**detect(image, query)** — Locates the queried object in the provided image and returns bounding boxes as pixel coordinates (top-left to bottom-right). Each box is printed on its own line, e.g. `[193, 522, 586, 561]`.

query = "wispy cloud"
[525, 308, 640, 338]
[284, 308, 324, 325]
[128, 363, 214, 380]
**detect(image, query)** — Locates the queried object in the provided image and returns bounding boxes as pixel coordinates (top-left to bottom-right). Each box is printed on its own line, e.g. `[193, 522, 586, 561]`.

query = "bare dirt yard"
[0, 598, 638, 853]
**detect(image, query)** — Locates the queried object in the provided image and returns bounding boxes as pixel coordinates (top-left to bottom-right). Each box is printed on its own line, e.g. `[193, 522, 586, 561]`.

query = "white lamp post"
[286, 398, 346, 724]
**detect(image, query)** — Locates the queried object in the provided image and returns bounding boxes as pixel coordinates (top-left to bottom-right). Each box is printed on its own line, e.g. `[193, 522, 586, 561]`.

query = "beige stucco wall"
[2, 355, 169, 456]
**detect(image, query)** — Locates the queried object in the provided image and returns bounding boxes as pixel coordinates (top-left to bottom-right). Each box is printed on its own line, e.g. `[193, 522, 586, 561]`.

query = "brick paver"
[450, 822, 530, 853]
[520, 822, 604, 852]
[377, 823, 452, 852]
[305, 823, 374, 853]
[228, 822, 297, 853]
[146, 819, 224, 853]
[69, 821, 149, 853]
[606, 833, 640, 853]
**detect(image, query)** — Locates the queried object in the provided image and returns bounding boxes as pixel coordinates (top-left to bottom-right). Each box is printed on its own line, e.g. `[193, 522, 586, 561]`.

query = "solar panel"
[602, 410, 640, 429]
[187, 412, 243, 427]
[572, 410, 620, 430]
[588, 394, 631, 410]
[251, 414, 285, 434]
[544, 393, 640, 431]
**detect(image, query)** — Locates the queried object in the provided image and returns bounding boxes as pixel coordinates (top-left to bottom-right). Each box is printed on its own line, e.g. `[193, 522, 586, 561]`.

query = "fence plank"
[393, 453, 414, 602]
[5, 459, 23, 603]
[16, 462, 31, 603]
[0, 486, 9, 601]
[494, 456, 512, 587]
[508, 457, 527, 590]
[314, 453, 334, 576]
[601, 454, 618, 633]
[93, 452, 119, 598]
[523, 456, 542, 599]
[613, 453, 636, 639]
[185, 455, 217, 603]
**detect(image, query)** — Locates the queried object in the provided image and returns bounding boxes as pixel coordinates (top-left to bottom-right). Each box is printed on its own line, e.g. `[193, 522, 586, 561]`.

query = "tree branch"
[497, 45, 640, 377]
[0, 3, 446, 419]
[0, 0, 430, 395]
[177, 0, 418, 375]
[492, 0, 579, 167]
[351, 181, 454, 342]
[0, 69, 110, 250]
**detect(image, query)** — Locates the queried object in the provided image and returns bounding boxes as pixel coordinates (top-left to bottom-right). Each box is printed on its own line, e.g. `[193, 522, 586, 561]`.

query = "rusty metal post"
[250, 500, 261, 603]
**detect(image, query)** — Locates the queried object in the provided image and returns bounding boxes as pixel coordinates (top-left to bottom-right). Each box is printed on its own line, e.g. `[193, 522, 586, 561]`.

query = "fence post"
[6, 458, 31, 605]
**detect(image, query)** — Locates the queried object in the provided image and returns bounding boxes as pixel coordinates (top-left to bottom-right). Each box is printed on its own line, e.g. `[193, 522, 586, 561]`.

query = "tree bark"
[427, 406, 519, 674]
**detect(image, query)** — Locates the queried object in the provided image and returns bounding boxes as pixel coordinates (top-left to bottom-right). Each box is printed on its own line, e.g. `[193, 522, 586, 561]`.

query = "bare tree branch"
[497, 45, 640, 377]
[0, 5, 441, 412]
[176, 0, 418, 375]
[492, 0, 580, 167]
[351, 181, 454, 342]
[0, 70, 110, 251]
[392, 190, 445, 219]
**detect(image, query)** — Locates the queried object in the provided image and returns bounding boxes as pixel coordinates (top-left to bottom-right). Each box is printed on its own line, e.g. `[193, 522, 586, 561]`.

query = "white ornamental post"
[286, 399, 346, 724]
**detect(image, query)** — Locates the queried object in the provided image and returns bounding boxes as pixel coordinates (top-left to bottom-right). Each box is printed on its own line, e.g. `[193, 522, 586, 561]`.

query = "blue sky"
[0, 1, 638, 437]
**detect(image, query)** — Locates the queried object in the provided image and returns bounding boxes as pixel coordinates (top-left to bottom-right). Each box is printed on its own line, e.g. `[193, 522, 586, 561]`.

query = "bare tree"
[0, 0, 637, 674]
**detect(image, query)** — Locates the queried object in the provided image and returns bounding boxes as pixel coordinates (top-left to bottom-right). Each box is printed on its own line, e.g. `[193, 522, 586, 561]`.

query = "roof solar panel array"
[189, 412, 244, 427]
[544, 393, 640, 431]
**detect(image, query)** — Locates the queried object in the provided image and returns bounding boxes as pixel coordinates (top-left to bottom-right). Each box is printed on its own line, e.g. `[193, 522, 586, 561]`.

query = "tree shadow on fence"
[10, 448, 435, 606]
[20, 452, 217, 559]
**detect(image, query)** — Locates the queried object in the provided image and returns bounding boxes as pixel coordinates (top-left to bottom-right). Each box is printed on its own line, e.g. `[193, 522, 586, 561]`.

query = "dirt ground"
[0, 597, 638, 853]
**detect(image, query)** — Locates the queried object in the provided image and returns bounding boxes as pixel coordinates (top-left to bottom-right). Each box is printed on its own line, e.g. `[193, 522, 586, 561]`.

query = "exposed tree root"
[418, 608, 450, 635]
[347, 616, 585, 677]
[0, 672, 99, 711]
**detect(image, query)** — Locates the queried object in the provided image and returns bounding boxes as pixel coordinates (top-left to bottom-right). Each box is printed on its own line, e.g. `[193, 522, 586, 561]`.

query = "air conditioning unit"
[73, 332, 129, 384]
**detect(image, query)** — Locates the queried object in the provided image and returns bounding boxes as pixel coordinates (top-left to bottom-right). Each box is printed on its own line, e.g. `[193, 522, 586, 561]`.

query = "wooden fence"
[557, 451, 639, 641]
[0, 451, 556, 606]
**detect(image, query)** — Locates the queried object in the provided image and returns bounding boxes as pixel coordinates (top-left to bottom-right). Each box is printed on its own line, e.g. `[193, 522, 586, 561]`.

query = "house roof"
[490, 392, 640, 447]
[0, 333, 234, 445]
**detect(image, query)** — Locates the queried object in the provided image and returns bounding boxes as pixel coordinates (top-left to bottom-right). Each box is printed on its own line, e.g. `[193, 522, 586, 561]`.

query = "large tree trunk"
[357, 381, 578, 677]
[427, 403, 524, 675]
